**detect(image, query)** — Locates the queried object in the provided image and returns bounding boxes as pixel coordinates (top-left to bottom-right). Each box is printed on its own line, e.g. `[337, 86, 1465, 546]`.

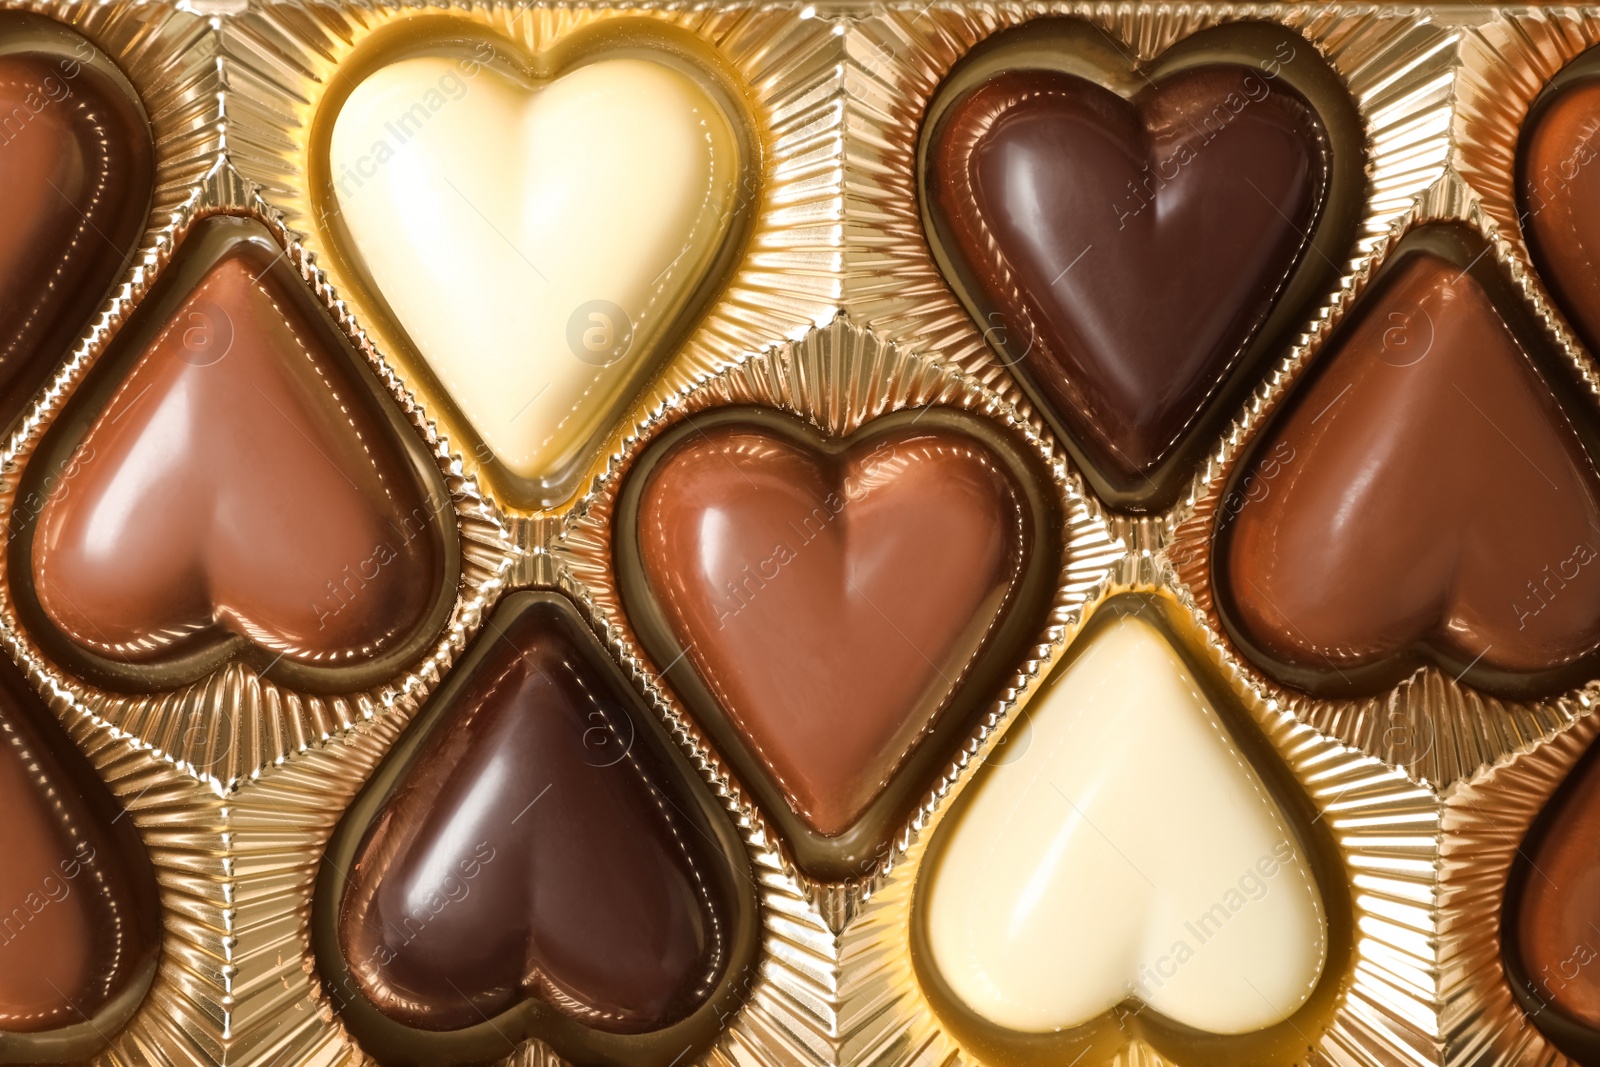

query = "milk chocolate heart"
[0, 653, 161, 1064]
[920, 20, 1363, 510]
[1217, 224, 1600, 698]
[13, 215, 458, 694]
[0, 15, 153, 427]
[616, 407, 1058, 881]
[1504, 736, 1600, 1064]
[916, 595, 1349, 1067]
[1520, 48, 1600, 359]
[316, 20, 756, 508]
[316, 591, 756, 1067]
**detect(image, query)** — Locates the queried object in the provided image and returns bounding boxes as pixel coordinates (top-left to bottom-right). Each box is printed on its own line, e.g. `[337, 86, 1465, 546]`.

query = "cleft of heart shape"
[624, 409, 1045, 878]
[327, 42, 749, 507]
[25, 217, 447, 688]
[923, 45, 1335, 506]
[1218, 226, 1600, 698]
[922, 609, 1328, 1036]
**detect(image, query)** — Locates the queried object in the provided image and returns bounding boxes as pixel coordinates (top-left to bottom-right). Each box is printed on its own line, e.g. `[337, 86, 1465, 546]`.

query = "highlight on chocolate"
[0, 4, 1590, 1067]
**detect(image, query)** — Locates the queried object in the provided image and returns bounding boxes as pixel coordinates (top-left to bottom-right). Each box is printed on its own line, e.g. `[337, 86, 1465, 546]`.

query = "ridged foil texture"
[0, 3, 1588, 1067]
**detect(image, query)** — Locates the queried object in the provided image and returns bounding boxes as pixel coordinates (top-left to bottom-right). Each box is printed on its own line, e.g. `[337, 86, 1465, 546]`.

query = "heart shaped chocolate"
[1217, 224, 1600, 698]
[316, 591, 756, 1067]
[916, 596, 1348, 1066]
[13, 215, 458, 694]
[1520, 49, 1600, 358]
[920, 20, 1362, 510]
[0, 654, 161, 1064]
[616, 407, 1058, 881]
[317, 20, 756, 508]
[1505, 737, 1600, 1063]
[0, 15, 153, 427]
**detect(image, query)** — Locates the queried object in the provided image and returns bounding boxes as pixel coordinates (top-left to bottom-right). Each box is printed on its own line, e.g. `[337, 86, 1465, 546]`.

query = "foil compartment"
[0, 2, 1588, 1066]
[1439, 710, 1600, 1067]
[220, 0, 848, 523]
[850, 592, 1441, 1067]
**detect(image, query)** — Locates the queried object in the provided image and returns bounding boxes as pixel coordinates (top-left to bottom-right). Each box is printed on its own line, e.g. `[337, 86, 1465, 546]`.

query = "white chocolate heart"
[330, 52, 742, 504]
[923, 612, 1327, 1035]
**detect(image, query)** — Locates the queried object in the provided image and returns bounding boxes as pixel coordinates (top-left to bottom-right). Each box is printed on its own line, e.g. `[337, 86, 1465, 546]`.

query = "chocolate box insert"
[307, 15, 762, 510]
[9, 213, 460, 694]
[613, 404, 1062, 882]
[313, 590, 759, 1067]
[917, 18, 1364, 511]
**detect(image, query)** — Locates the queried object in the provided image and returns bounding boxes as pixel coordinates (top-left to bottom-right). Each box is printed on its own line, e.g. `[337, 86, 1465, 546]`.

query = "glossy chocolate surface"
[310, 19, 759, 510]
[1520, 54, 1600, 360]
[13, 215, 457, 693]
[911, 594, 1353, 1067]
[0, 15, 153, 429]
[617, 407, 1059, 881]
[1506, 738, 1600, 1062]
[921, 20, 1362, 510]
[0, 655, 160, 1062]
[1217, 225, 1600, 697]
[316, 591, 756, 1067]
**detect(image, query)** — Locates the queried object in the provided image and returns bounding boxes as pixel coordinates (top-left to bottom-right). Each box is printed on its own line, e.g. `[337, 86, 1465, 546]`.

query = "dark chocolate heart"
[921, 21, 1361, 509]
[617, 407, 1058, 881]
[1216, 225, 1600, 698]
[0, 15, 153, 426]
[13, 215, 457, 694]
[317, 591, 756, 1067]
[0, 654, 160, 1064]
[1520, 52, 1600, 359]
[1504, 736, 1600, 1064]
